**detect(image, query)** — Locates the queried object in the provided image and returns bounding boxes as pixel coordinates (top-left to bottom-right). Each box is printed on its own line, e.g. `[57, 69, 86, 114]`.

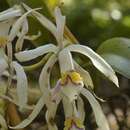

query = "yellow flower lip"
[0, 36, 8, 48]
[64, 117, 85, 130]
[60, 70, 83, 85]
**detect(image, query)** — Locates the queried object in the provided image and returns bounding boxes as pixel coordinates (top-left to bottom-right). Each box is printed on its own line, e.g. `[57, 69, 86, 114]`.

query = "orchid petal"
[54, 7, 65, 44]
[9, 7, 41, 42]
[80, 87, 110, 130]
[46, 103, 58, 130]
[62, 97, 73, 118]
[0, 20, 13, 36]
[0, 59, 8, 76]
[0, 49, 8, 76]
[0, 6, 22, 21]
[39, 54, 58, 130]
[67, 45, 119, 87]
[9, 95, 44, 129]
[59, 48, 74, 73]
[51, 80, 62, 103]
[24, 31, 41, 41]
[22, 3, 57, 37]
[15, 19, 28, 52]
[74, 60, 94, 89]
[7, 42, 13, 61]
[15, 44, 58, 62]
[0, 114, 8, 130]
[12, 61, 28, 109]
[39, 54, 57, 93]
[77, 96, 85, 122]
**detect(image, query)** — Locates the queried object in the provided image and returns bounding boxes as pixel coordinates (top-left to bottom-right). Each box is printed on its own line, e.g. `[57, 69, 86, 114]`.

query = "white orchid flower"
[12, 5, 118, 130]
[15, 5, 118, 87]
[0, 8, 41, 109]
[0, 5, 41, 52]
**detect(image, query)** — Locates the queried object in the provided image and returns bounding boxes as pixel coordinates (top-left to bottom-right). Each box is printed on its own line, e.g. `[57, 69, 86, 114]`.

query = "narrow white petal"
[9, 95, 44, 129]
[15, 44, 58, 62]
[0, 8, 22, 21]
[12, 61, 28, 109]
[15, 19, 29, 52]
[74, 60, 94, 89]
[0, 20, 13, 36]
[77, 96, 85, 122]
[0, 59, 8, 76]
[39, 54, 58, 130]
[62, 97, 73, 118]
[80, 88, 110, 130]
[67, 45, 119, 87]
[39, 54, 57, 93]
[58, 48, 74, 73]
[46, 103, 58, 130]
[0, 114, 8, 130]
[7, 42, 13, 61]
[0, 7, 16, 15]
[22, 3, 57, 37]
[9, 7, 41, 42]
[54, 7, 65, 44]
[24, 31, 41, 41]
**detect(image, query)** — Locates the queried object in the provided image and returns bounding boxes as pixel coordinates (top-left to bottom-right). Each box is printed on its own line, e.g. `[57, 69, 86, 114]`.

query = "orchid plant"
[0, 3, 119, 130]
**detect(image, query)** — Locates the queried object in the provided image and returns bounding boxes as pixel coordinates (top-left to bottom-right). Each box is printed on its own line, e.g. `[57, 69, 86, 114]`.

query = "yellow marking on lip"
[60, 71, 83, 85]
[64, 117, 84, 130]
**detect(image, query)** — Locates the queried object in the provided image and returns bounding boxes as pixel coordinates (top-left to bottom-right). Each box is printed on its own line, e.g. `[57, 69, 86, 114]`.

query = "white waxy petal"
[80, 87, 110, 130]
[77, 96, 85, 122]
[51, 80, 62, 103]
[9, 95, 45, 129]
[58, 48, 74, 73]
[39, 54, 58, 130]
[39, 54, 57, 93]
[0, 7, 22, 21]
[24, 31, 41, 41]
[15, 19, 29, 52]
[0, 49, 8, 75]
[12, 61, 28, 109]
[22, 3, 57, 37]
[9, 7, 41, 42]
[15, 44, 58, 62]
[74, 60, 94, 89]
[0, 59, 8, 76]
[67, 45, 119, 87]
[54, 7, 65, 45]
[62, 97, 73, 118]
[46, 103, 58, 130]
[0, 20, 13, 36]
[0, 114, 8, 130]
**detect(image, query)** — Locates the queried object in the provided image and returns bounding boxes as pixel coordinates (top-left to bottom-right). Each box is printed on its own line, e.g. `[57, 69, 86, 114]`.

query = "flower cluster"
[0, 3, 119, 130]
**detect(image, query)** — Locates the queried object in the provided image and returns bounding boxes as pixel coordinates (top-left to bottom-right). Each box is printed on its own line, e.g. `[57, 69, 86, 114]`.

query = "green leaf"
[97, 37, 130, 78]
